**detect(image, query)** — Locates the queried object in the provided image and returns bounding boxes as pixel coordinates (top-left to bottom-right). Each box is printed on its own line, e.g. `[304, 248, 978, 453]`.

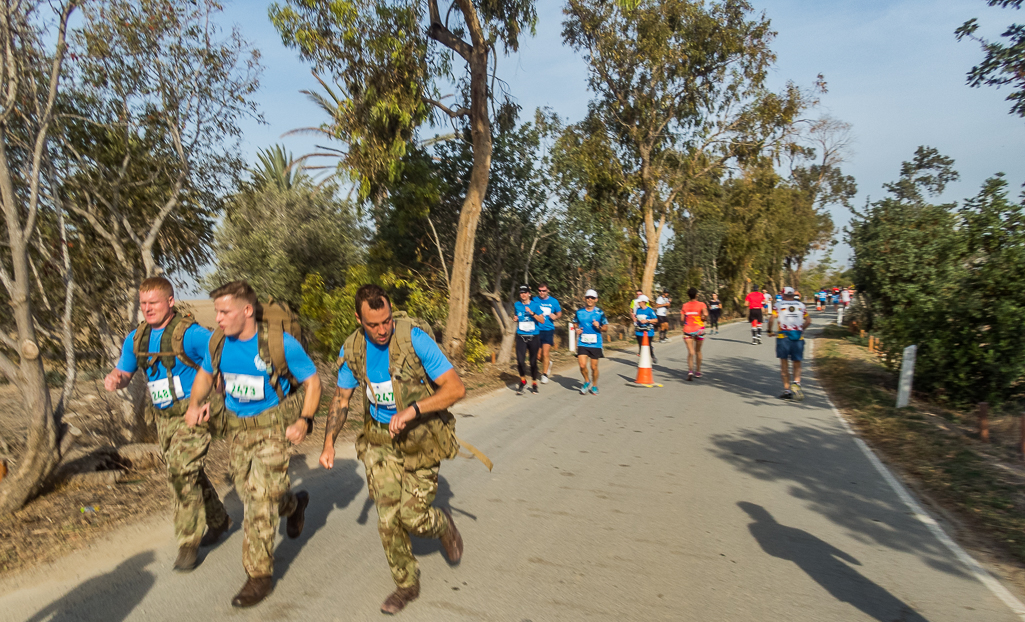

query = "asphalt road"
[1, 316, 1022, 621]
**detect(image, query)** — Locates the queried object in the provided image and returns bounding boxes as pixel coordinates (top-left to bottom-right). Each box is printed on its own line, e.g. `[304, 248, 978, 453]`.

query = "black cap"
[518, 284, 530, 293]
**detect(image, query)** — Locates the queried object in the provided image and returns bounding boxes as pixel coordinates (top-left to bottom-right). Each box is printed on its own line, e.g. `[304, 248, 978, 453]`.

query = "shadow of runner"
[713, 426, 968, 578]
[273, 457, 364, 581]
[25, 551, 156, 622]
[411, 475, 475, 557]
[739, 503, 930, 622]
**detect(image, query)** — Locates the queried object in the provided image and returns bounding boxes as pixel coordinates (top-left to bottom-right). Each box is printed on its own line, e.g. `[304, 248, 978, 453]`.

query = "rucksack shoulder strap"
[170, 314, 200, 370]
[208, 328, 226, 376]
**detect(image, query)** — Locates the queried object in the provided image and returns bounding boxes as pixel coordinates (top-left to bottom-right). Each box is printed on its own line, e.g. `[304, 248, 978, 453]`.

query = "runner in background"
[744, 287, 767, 345]
[630, 289, 644, 352]
[514, 285, 545, 395]
[574, 289, 608, 395]
[533, 283, 562, 385]
[708, 293, 723, 334]
[841, 286, 851, 309]
[816, 289, 827, 311]
[680, 288, 709, 381]
[832, 286, 841, 311]
[768, 286, 811, 400]
[655, 291, 670, 343]
[634, 295, 659, 364]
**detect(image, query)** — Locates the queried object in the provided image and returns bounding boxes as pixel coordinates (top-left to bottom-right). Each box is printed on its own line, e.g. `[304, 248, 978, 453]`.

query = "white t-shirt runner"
[655, 296, 668, 317]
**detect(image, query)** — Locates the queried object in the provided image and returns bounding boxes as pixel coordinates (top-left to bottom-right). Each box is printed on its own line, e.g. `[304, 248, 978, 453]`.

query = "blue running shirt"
[514, 300, 544, 336]
[337, 327, 454, 424]
[533, 295, 562, 332]
[117, 323, 211, 409]
[575, 307, 608, 349]
[635, 307, 657, 336]
[201, 332, 317, 417]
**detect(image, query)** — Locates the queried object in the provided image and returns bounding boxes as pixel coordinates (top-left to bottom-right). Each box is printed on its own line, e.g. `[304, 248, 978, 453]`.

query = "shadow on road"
[411, 475, 475, 558]
[739, 503, 930, 622]
[713, 425, 970, 579]
[25, 551, 155, 622]
[274, 457, 364, 581]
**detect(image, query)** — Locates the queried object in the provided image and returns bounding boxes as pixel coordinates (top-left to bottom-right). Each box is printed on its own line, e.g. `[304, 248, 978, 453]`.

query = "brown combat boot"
[199, 516, 232, 547]
[231, 575, 273, 608]
[286, 490, 309, 539]
[439, 508, 463, 564]
[380, 583, 420, 615]
[172, 544, 198, 572]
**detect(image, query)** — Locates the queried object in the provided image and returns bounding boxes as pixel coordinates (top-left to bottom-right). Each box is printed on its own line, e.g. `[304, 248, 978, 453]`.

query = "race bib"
[223, 373, 265, 402]
[366, 379, 396, 409]
[148, 376, 184, 407]
[580, 333, 598, 345]
[518, 321, 536, 332]
[540, 305, 553, 317]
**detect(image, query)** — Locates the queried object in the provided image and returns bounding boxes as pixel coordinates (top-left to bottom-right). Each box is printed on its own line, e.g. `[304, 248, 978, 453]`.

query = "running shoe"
[694, 372, 702, 379]
[651, 355, 658, 364]
[791, 383, 804, 401]
[540, 374, 549, 384]
[517, 381, 526, 395]
[778, 390, 793, 400]
[752, 338, 757, 345]
[580, 382, 591, 395]
[530, 383, 539, 395]
[589, 385, 600, 395]
[686, 371, 693, 381]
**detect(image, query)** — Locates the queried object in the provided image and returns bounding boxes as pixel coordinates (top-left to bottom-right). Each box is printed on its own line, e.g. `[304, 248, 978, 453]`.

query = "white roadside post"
[569, 319, 577, 354]
[837, 306, 844, 326]
[896, 344, 917, 408]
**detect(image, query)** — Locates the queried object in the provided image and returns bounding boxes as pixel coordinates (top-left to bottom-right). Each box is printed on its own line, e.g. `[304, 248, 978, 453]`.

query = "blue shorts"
[539, 331, 554, 347]
[776, 338, 805, 361]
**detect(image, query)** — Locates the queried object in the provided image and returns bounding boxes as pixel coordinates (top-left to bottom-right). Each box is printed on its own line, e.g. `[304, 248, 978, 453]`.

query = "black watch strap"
[412, 402, 421, 418]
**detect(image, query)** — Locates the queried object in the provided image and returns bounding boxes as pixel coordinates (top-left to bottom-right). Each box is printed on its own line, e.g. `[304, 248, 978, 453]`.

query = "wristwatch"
[412, 402, 422, 419]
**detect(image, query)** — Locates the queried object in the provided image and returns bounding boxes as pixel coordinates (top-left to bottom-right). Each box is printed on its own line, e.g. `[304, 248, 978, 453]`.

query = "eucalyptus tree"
[957, 0, 1025, 119]
[270, 0, 537, 359]
[0, 0, 80, 515]
[563, 0, 811, 297]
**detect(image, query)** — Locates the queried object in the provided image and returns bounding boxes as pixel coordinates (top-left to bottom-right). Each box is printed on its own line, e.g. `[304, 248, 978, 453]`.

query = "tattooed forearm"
[324, 392, 349, 444]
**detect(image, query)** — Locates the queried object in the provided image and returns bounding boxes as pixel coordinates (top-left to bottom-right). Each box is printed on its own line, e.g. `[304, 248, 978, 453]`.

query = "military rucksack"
[133, 312, 200, 406]
[208, 297, 304, 402]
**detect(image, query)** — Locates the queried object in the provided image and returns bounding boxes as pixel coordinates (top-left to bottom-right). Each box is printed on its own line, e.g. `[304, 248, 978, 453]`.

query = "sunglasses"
[585, 296, 596, 299]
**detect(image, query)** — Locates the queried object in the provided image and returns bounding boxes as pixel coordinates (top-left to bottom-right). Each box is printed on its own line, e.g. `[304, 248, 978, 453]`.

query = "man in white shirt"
[654, 291, 670, 342]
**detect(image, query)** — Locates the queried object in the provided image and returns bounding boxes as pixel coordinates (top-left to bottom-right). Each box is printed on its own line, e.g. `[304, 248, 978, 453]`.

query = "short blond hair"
[139, 276, 174, 298]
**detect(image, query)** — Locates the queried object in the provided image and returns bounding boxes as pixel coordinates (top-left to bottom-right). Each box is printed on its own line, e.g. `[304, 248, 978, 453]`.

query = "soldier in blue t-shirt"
[574, 289, 608, 395]
[184, 281, 322, 608]
[319, 284, 468, 615]
[103, 276, 229, 573]
[514, 284, 546, 394]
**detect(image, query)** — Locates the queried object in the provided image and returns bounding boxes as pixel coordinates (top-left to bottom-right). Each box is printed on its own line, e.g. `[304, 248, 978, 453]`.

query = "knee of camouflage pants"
[397, 466, 447, 539]
[157, 412, 219, 547]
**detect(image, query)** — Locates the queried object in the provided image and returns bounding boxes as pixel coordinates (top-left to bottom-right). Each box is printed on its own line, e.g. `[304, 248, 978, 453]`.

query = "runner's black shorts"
[539, 330, 555, 347]
[748, 308, 763, 324]
[577, 346, 604, 359]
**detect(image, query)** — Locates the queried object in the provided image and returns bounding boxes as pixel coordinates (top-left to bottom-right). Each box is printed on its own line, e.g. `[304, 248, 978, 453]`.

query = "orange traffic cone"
[635, 332, 655, 385]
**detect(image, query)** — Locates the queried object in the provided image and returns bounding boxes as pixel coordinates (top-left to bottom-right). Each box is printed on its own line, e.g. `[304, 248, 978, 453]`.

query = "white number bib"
[148, 376, 184, 407]
[580, 333, 598, 345]
[366, 380, 396, 409]
[518, 321, 536, 332]
[223, 373, 265, 402]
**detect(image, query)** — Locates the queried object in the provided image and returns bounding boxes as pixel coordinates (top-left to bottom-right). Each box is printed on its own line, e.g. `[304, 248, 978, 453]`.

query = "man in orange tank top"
[680, 287, 709, 381]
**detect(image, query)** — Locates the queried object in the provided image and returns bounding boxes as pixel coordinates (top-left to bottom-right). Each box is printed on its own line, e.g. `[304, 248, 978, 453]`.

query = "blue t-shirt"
[634, 307, 657, 336]
[201, 332, 317, 417]
[533, 295, 562, 332]
[117, 323, 211, 409]
[514, 299, 544, 336]
[337, 328, 454, 424]
[575, 307, 608, 349]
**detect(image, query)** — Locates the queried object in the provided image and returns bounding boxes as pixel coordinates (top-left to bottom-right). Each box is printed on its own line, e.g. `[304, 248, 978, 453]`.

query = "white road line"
[809, 334, 1025, 620]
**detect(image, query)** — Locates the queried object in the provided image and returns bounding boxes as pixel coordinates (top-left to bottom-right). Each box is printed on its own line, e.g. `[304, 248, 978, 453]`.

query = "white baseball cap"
[585, 289, 598, 298]
[783, 287, 795, 294]
[636, 294, 650, 303]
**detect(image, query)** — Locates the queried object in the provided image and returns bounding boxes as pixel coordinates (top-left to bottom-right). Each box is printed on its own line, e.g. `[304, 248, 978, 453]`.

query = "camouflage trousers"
[228, 423, 298, 578]
[154, 402, 228, 549]
[361, 423, 450, 588]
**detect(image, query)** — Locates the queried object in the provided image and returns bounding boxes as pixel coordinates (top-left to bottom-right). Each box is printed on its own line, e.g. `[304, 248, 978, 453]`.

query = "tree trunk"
[441, 34, 492, 360]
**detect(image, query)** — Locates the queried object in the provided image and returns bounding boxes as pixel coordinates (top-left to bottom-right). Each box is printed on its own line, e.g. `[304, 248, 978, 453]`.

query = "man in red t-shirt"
[744, 288, 766, 345]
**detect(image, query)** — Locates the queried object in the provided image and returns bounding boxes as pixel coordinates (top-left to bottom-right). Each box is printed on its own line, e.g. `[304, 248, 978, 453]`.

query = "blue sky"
[220, 1, 1025, 269]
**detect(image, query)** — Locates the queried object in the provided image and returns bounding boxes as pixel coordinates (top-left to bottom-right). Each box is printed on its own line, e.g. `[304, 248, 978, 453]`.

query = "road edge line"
[809, 335, 1025, 620]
